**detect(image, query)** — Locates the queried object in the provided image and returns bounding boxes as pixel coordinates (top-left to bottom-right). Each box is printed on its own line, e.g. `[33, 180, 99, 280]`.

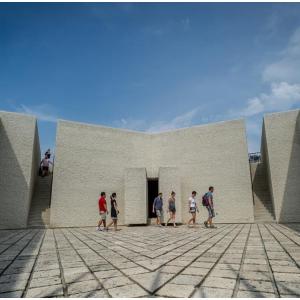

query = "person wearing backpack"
[203, 186, 215, 228]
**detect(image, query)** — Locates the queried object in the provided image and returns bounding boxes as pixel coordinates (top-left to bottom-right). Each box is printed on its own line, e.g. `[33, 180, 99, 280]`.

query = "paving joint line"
[80, 224, 232, 271]
[66, 228, 152, 296]
[278, 224, 300, 237]
[79, 224, 232, 273]
[0, 230, 26, 245]
[188, 224, 246, 298]
[53, 229, 68, 297]
[272, 224, 300, 247]
[22, 230, 47, 298]
[232, 223, 252, 298]
[257, 224, 280, 297]
[71, 224, 235, 296]
[61, 228, 112, 298]
[265, 224, 300, 269]
[0, 230, 34, 257]
[0, 230, 40, 279]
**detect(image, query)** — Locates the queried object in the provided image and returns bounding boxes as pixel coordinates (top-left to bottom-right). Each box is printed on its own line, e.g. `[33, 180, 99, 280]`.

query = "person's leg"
[165, 213, 171, 226]
[172, 212, 176, 227]
[107, 220, 113, 228]
[192, 213, 196, 225]
[114, 220, 117, 231]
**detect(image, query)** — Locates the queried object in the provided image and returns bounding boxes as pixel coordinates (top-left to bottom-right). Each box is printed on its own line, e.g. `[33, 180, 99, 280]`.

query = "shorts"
[42, 166, 49, 171]
[189, 207, 196, 214]
[156, 209, 162, 217]
[99, 212, 107, 220]
[207, 206, 215, 218]
[169, 208, 176, 213]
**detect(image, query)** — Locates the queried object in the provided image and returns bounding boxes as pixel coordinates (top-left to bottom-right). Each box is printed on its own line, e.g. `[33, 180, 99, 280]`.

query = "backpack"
[202, 193, 209, 207]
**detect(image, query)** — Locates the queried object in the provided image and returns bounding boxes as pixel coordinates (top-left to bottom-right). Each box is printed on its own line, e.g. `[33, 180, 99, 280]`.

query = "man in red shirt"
[97, 192, 108, 231]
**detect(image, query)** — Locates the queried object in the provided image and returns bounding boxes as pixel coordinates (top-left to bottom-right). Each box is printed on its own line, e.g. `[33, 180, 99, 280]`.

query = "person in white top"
[40, 154, 53, 177]
[188, 191, 198, 227]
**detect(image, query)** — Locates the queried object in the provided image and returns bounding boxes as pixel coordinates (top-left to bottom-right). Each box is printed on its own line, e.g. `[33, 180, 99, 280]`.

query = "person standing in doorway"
[153, 192, 163, 226]
[187, 191, 198, 227]
[204, 186, 216, 228]
[97, 192, 108, 231]
[165, 191, 177, 227]
[106, 193, 119, 231]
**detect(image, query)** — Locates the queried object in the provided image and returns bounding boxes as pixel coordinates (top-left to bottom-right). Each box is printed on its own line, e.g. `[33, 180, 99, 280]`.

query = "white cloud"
[15, 104, 58, 123]
[113, 118, 146, 131]
[146, 107, 200, 133]
[263, 27, 300, 83]
[231, 82, 300, 118]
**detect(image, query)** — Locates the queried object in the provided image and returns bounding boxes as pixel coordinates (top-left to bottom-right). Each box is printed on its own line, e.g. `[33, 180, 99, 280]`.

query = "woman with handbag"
[106, 193, 119, 231]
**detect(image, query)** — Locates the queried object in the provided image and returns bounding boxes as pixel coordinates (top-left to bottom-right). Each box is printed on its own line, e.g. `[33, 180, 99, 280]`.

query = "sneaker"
[96, 227, 102, 231]
[204, 221, 208, 228]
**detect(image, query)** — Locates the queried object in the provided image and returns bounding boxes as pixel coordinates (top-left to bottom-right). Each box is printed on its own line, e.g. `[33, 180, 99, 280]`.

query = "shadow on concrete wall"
[0, 119, 29, 229]
[280, 111, 300, 223]
[251, 162, 275, 217]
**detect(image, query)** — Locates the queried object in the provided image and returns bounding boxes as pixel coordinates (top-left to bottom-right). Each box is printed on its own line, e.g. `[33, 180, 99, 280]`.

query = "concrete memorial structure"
[0, 109, 299, 229]
[0, 111, 40, 229]
[261, 109, 300, 223]
[50, 118, 254, 227]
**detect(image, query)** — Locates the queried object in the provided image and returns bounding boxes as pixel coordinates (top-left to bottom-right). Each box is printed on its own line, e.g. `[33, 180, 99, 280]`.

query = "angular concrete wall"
[0, 111, 40, 229]
[50, 120, 152, 227]
[124, 168, 147, 224]
[51, 118, 254, 227]
[152, 120, 254, 223]
[262, 109, 300, 222]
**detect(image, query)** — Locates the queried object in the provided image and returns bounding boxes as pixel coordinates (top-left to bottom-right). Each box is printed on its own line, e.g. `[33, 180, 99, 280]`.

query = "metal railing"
[248, 152, 261, 163]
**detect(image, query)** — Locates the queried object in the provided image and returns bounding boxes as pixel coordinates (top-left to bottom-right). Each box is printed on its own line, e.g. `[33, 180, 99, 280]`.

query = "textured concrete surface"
[0, 111, 40, 229]
[262, 109, 300, 222]
[51, 118, 253, 227]
[0, 224, 300, 298]
[124, 168, 147, 224]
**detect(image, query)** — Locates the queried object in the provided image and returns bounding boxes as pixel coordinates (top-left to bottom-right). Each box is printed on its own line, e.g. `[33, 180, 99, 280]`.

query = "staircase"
[250, 162, 276, 223]
[27, 174, 52, 228]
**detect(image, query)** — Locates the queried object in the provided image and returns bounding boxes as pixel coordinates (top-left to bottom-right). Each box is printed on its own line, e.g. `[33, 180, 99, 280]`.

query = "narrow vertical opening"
[147, 178, 158, 218]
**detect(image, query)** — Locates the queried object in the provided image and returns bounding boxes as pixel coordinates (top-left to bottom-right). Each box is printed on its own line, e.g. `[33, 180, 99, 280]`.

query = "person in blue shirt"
[153, 193, 163, 226]
[204, 186, 215, 228]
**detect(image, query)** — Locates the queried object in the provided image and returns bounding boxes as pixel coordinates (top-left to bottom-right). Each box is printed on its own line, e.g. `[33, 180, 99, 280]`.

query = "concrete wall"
[124, 168, 147, 224]
[51, 118, 254, 227]
[0, 111, 40, 229]
[152, 120, 254, 223]
[50, 120, 152, 227]
[262, 109, 300, 222]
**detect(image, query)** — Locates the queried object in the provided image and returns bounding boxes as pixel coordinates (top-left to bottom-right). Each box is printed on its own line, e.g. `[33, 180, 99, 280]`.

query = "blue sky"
[1, 3, 300, 153]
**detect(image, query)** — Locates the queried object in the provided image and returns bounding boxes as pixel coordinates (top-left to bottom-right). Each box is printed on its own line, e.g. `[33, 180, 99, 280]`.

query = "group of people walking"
[97, 186, 215, 231]
[152, 186, 215, 228]
[97, 192, 120, 231]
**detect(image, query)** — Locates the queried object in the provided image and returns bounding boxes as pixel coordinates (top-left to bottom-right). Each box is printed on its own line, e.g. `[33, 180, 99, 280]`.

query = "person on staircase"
[45, 148, 51, 159]
[40, 154, 53, 177]
[106, 193, 119, 231]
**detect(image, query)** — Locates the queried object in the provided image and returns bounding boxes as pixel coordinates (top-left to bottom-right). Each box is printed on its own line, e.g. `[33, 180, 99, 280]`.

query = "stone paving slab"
[0, 224, 300, 297]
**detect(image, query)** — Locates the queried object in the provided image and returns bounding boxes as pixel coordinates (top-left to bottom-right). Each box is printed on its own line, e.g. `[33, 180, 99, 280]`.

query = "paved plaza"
[0, 224, 300, 298]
